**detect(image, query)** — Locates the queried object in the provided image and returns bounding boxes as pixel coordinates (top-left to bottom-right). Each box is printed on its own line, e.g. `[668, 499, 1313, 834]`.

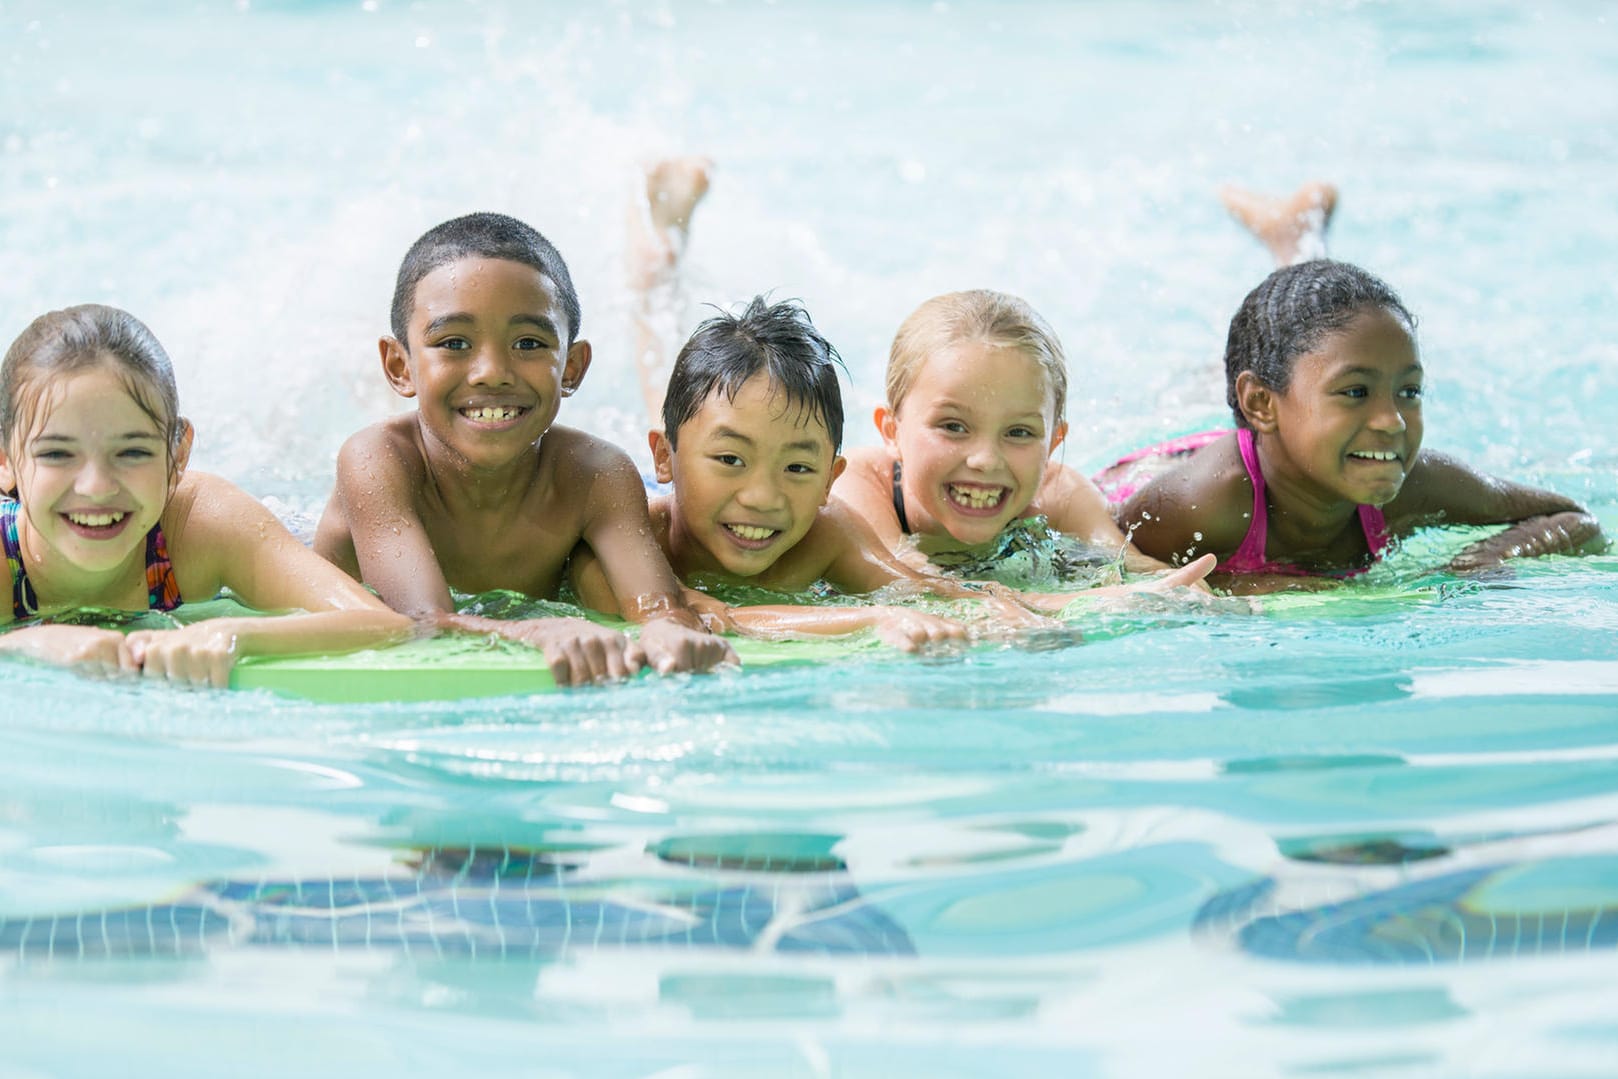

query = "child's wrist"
[627, 593, 706, 632]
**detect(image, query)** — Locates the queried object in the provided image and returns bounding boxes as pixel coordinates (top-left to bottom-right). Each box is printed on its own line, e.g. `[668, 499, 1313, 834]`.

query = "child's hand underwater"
[869, 607, 970, 652]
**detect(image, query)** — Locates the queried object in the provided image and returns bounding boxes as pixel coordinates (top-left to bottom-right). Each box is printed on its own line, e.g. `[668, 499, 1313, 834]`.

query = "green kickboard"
[228, 580, 1452, 703]
[230, 633, 867, 703]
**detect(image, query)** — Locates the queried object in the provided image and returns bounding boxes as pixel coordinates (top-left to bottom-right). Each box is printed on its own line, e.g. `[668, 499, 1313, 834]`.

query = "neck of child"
[418, 423, 546, 514]
[19, 516, 152, 612]
[1254, 435, 1366, 557]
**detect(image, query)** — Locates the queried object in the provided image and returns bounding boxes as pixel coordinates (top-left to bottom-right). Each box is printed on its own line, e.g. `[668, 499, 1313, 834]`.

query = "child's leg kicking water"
[1219, 180, 1338, 265]
[628, 156, 713, 425]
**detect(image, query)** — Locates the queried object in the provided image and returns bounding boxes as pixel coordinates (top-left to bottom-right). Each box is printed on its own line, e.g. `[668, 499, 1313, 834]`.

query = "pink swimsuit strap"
[1219, 428, 1388, 577]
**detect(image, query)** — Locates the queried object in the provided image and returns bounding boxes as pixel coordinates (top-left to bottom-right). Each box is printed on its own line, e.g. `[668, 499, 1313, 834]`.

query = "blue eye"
[939, 420, 967, 434]
[35, 449, 72, 462]
[1007, 426, 1037, 439]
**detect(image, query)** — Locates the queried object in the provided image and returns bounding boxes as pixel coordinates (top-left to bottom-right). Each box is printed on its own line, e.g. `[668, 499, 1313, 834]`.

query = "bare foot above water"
[628, 155, 713, 290]
[1220, 180, 1338, 265]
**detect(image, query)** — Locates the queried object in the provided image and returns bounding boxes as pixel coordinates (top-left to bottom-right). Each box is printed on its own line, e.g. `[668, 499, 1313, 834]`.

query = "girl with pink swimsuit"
[1110, 259, 1600, 593]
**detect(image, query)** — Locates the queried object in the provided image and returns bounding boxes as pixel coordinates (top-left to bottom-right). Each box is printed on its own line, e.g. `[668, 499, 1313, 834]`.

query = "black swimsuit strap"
[891, 459, 911, 535]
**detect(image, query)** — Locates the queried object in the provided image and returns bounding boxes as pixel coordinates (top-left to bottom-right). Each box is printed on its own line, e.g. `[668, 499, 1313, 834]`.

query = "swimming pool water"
[3, 2, 1618, 1076]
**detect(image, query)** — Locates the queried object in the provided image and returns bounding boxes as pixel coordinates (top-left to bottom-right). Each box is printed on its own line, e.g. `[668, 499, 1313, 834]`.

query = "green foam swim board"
[230, 631, 869, 703]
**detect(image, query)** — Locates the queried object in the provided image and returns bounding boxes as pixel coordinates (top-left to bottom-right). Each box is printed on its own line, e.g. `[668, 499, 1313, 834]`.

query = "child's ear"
[167, 420, 195, 498]
[0, 442, 14, 497]
[820, 455, 848, 505]
[875, 406, 900, 452]
[560, 340, 593, 398]
[1049, 420, 1068, 453]
[380, 336, 416, 398]
[173, 420, 195, 474]
[1235, 372, 1279, 433]
[648, 429, 675, 484]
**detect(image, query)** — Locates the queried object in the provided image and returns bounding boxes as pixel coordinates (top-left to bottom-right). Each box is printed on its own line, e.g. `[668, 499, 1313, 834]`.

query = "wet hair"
[389, 212, 582, 348]
[1224, 258, 1417, 428]
[1, 304, 185, 477]
[662, 296, 846, 452]
[887, 289, 1068, 424]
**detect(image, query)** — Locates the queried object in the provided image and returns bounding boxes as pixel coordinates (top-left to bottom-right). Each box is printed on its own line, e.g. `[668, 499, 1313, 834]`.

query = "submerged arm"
[723, 604, 967, 652]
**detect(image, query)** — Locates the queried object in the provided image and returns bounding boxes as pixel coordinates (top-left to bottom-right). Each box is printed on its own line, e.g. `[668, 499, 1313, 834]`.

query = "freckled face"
[658, 374, 843, 578]
[884, 341, 1063, 547]
[3, 364, 174, 581]
[1267, 308, 1424, 507]
[395, 257, 588, 471]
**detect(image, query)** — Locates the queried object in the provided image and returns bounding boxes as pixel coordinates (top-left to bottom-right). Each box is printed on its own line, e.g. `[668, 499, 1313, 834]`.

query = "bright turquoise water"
[3, 2, 1617, 1076]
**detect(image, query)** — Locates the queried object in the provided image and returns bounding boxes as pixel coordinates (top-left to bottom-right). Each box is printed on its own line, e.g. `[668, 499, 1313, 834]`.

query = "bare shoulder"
[162, 471, 285, 590]
[1117, 435, 1251, 560]
[164, 471, 269, 537]
[829, 446, 899, 535]
[543, 425, 635, 469]
[1385, 449, 1581, 529]
[838, 446, 894, 494]
[335, 415, 427, 488]
[1032, 460, 1104, 521]
[539, 427, 649, 537]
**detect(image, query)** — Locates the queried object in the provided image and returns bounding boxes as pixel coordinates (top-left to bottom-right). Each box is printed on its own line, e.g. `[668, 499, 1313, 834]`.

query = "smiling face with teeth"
[1, 363, 184, 589]
[654, 374, 844, 579]
[385, 257, 592, 474]
[877, 340, 1066, 549]
[1245, 307, 1425, 509]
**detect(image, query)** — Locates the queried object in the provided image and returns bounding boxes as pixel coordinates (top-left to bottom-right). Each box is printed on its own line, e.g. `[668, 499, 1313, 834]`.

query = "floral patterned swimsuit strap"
[145, 523, 182, 612]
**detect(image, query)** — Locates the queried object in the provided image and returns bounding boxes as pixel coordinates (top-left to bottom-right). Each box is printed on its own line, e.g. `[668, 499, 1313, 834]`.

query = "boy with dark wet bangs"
[315, 211, 735, 684]
[570, 295, 986, 650]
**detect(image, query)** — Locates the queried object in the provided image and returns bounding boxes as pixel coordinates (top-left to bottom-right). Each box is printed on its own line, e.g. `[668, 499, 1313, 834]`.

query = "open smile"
[945, 483, 1009, 516]
[1346, 449, 1405, 470]
[721, 523, 782, 550]
[62, 510, 135, 540]
[458, 405, 531, 427]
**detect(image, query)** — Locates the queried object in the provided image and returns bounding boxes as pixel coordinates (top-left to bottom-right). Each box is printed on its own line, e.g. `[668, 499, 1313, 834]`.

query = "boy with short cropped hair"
[572, 294, 975, 649]
[315, 211, 734, 684]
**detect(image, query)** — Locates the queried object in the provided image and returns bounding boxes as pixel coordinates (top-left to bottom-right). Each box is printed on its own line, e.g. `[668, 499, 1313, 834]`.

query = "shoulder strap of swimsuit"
[1357, 504, 1390, 561]
[145, 522, 182, 612]
[891, 459, 911, 535]
[1219, 428, 1272, 573]
[3, 497, 38, 620]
